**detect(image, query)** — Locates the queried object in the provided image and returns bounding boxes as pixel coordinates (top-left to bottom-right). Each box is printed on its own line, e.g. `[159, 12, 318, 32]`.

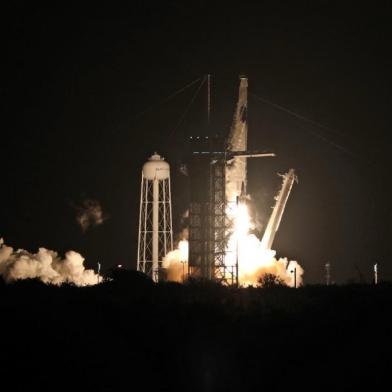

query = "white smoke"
[162, 197, 304, 287]
[162, 209, 190, 282]
[224, 156, 304, 286]
[74, 199, 107, 232]
[163, 240, 188, 282]
[0, 238, 100, 286]
[233, 239, 304, 287]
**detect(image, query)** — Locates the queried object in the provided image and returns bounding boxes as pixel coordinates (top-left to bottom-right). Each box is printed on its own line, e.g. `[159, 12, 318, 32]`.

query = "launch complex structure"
[137, 75, 297, 285]
[187, 76, 297, 285]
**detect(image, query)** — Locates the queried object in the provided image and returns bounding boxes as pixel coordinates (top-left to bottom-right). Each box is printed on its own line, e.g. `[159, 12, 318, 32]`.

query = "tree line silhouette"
[0, 270, 390, 391]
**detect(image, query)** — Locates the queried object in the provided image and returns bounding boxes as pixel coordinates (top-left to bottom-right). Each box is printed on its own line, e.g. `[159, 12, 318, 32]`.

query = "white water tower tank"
[142, 153, 170, 180]
[137, 153, 173, 282]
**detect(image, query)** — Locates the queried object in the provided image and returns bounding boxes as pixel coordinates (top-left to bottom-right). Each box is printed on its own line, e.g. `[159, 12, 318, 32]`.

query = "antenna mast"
[207, 74, 211, 126]
[325, 262, 331, 286]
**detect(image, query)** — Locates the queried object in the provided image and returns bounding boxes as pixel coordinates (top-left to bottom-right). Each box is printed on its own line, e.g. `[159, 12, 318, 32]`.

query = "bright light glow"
[234, 202, 250, 238]
[226, 201, 303, 287]
[164, 198, 304, 287]
[178, 240, 188, 262]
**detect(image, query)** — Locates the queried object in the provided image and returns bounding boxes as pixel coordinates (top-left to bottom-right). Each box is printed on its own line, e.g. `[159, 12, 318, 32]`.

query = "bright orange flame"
[228, 202, 303, 287]
[233, 203, 250, 238]
[164, 202, 303, 287]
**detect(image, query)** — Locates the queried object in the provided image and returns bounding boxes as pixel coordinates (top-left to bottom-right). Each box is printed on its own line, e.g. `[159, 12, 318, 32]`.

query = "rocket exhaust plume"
[227, 201, 304, 286]
[163, 227, 189, 282]
[163, 196, 304, 287]
[0, 238, 100, 286]
[164, 204, 304, 287]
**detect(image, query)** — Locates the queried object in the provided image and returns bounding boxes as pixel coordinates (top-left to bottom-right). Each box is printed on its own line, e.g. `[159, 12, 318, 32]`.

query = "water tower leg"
[152, 177, 159, 282]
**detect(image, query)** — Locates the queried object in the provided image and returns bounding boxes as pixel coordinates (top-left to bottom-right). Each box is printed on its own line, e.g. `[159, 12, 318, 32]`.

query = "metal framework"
[187, 76, 275, 285]
[187, 137, 273, 285]
[188, 136, 233, 284]
[208, 157, 235, 283]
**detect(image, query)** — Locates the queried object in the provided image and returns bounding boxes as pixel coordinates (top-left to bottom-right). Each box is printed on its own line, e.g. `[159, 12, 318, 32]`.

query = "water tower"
[137, 153, 173, 282]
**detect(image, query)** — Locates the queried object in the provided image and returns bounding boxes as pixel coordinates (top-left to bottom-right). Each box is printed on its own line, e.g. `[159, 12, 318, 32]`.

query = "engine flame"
[227, 200, 303, 286]
[164, 201, 303, 287]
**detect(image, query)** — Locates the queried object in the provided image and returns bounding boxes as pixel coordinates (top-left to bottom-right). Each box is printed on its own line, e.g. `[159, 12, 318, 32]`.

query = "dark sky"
[1, 2, 391, 283]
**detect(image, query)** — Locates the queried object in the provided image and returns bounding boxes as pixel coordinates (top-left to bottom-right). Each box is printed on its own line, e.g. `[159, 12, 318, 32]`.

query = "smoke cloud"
[162, 200, 304, 287]
[0, 238, 100, 286]
[74, 199, 107, 232]
[235, 243, 304, 287]
[162, 209, 190, 282]
[163, 240, 188, 282]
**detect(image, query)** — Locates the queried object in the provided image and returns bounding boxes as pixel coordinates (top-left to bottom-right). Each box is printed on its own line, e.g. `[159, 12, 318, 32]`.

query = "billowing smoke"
[163, 194, 304, 287]
[224, 155, 304, 286]
[224, 199, 304, 287]
[0, 238, 100, 286]
[74, 199, 107, 232]
[163, 238, 188, 283]
[231, 234, 304, 286]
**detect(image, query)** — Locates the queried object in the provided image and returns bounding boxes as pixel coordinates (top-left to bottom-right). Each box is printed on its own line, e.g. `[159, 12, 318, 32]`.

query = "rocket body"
[226, 77, 248, 203]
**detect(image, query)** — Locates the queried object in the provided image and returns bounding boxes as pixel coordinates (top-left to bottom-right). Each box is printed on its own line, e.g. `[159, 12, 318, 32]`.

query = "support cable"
[131, 76, 204, 121]
[250, 91, 360, 160]
[167, 76, 207, 140]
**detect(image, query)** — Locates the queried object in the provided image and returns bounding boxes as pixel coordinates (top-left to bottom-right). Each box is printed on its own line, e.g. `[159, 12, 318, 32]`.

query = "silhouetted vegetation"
[257, 272, 287, 288]
[0, 273, 391, 391]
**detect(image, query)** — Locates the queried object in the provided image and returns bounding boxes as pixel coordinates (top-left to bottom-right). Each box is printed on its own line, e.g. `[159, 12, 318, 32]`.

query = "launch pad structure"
[187, 135, 230, 283]
[137, 75, 296, 285]
[187, 135, 275, 285]
[187, 76, 277, 285]
[185, 76, 275, 284]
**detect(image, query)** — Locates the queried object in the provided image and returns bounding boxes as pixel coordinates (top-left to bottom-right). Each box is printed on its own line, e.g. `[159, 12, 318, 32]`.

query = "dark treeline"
[0, 271, 391, 391]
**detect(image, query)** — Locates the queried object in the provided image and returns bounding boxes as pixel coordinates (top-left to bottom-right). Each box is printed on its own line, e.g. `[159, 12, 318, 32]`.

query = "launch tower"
[187, 76, 274, 284]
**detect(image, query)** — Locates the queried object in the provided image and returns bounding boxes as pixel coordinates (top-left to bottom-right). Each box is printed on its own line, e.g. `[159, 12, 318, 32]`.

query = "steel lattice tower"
[188, 136, 236, 284]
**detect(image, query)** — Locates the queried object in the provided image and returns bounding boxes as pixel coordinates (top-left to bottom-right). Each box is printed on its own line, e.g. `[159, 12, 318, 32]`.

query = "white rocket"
[226, 76, 249, 203]
[226, 76, 275, 204]
[226, 76, 295, 251]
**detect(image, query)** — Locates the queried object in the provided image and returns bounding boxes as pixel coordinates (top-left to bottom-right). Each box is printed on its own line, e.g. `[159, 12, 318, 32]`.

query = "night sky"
[2, 2, 391, 284]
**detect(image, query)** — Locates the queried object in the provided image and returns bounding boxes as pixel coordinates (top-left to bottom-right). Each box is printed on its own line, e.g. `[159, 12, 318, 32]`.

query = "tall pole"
[152, 176, 159, 282]
[291, 267, 297, 288]
[97, 262, 101, 284]
[294, 267, 297, 288]
[137, 173, 144, 273]
[207, 74, 211, 126]
[236, 195, 239, 287]
[374, 263, 378, 285]
[325, 262, 331, 286]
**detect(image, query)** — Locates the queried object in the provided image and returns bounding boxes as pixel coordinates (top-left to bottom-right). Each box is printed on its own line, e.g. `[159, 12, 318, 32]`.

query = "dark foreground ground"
[1, 271, 391, 391]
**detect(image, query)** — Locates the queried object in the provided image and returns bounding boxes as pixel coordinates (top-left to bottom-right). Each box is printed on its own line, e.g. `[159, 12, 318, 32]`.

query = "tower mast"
[207, 74, 211, 126]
